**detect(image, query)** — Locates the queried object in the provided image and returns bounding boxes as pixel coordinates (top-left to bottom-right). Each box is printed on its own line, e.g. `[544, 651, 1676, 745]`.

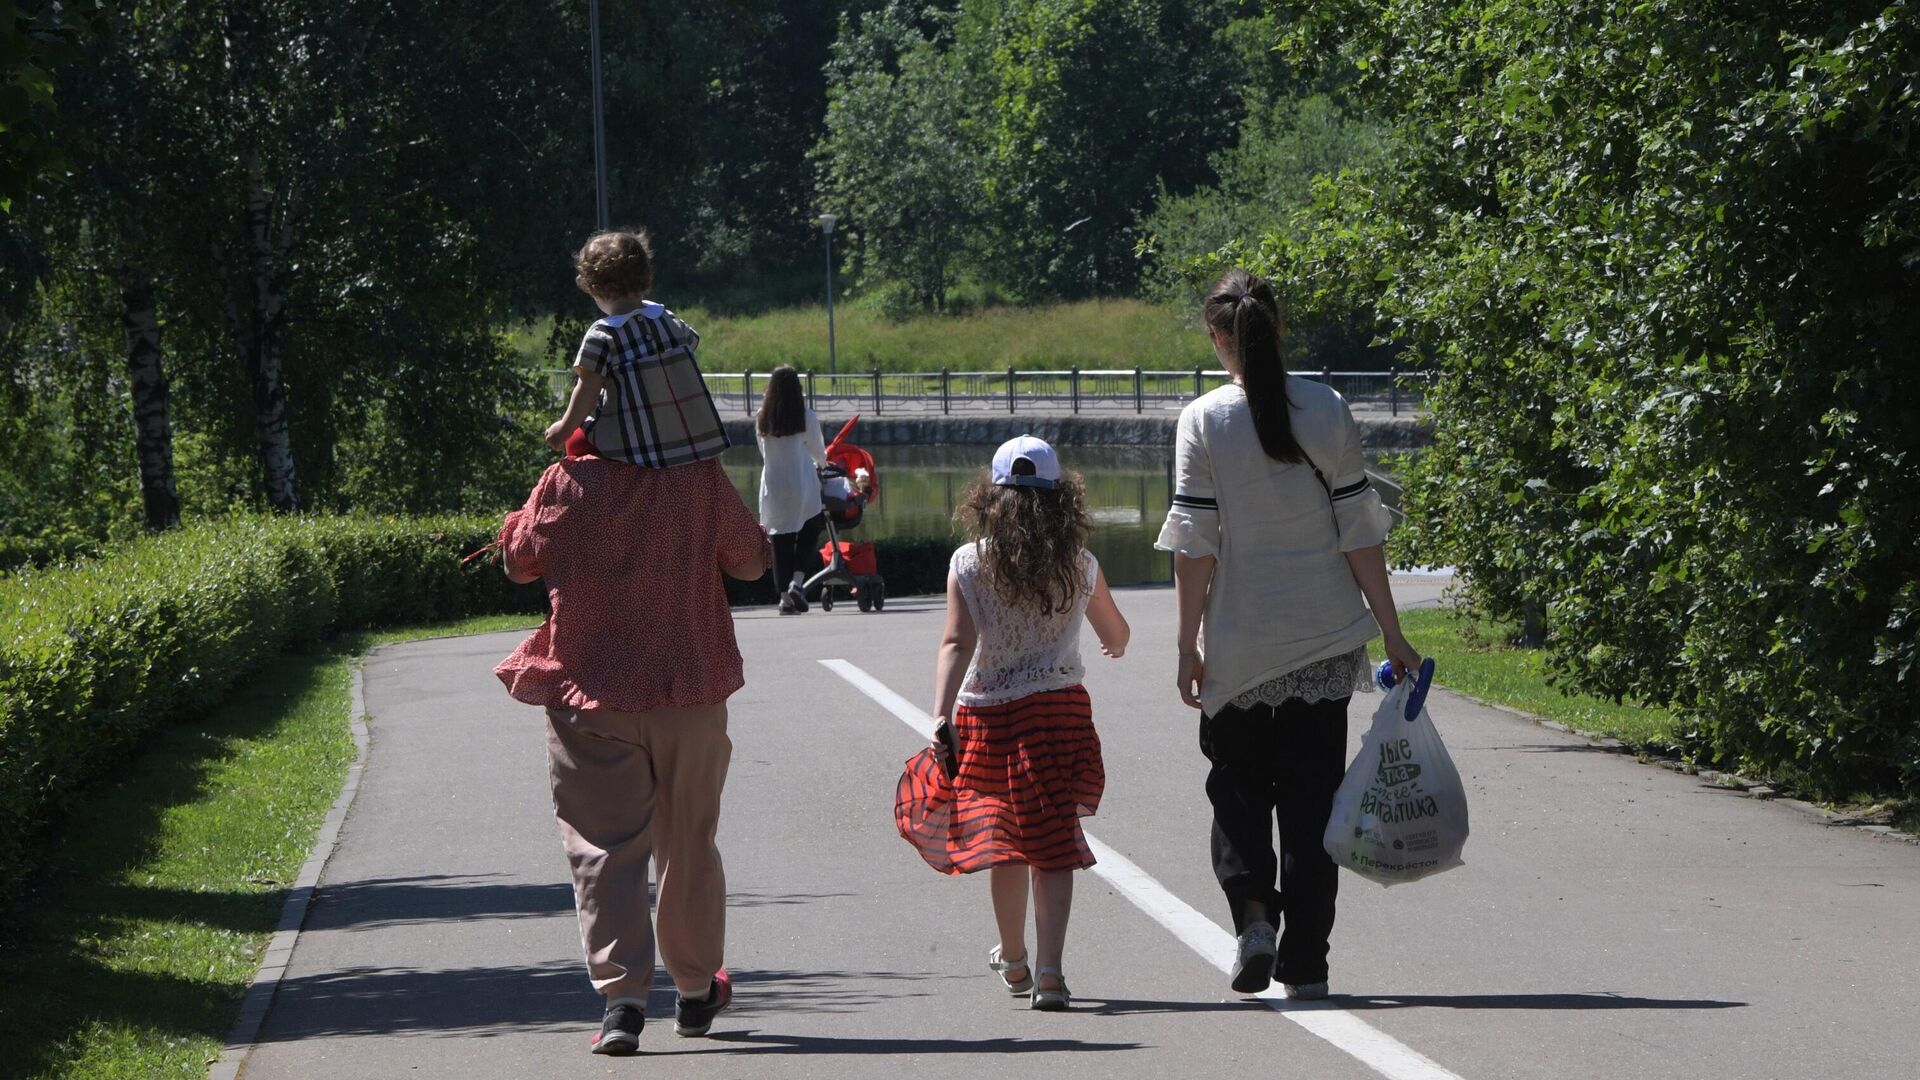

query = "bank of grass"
[1399, 608, 1920, 835]
[0, 614, 540, 1080]
[1396, 607, 1678, 751]
[511, 299, 1214, 373]
[1894, 802, 1920, 835]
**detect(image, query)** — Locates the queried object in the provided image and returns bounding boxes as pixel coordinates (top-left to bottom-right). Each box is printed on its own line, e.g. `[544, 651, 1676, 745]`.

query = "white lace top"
[1227, 646, 1375, 712]
[952, 543, 1097, 707]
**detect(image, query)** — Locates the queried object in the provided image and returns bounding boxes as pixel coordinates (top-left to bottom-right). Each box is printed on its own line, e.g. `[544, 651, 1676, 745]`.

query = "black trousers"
[770, 512, 826, 591]
[1199, 694, 1350, 985]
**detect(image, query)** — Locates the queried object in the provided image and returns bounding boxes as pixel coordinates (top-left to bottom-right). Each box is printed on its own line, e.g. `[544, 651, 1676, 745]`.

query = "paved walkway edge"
[207, 652, 379, 1080]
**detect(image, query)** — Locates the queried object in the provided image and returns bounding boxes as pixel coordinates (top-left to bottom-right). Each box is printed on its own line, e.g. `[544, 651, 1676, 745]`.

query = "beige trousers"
[545, 703, 730, 1001]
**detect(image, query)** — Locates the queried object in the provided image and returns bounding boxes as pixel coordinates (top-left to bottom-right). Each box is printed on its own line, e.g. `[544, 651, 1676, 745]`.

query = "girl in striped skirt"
[897, 435, 1130, 1011]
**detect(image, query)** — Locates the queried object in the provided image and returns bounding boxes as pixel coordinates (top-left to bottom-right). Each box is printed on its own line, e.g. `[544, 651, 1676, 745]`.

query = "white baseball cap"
[991, 435, 1061, 489]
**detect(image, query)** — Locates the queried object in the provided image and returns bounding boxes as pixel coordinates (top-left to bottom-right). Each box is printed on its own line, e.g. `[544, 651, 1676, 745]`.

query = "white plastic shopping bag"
[1323, 660, 1468, 885]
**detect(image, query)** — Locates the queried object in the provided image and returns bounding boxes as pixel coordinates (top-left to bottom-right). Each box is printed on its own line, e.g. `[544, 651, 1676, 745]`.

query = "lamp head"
[817, 212, 838, 235]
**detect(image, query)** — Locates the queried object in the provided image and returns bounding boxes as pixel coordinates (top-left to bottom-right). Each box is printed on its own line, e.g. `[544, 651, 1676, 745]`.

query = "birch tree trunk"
[116, 262, 181, 531]
[243, 151, 299, 511]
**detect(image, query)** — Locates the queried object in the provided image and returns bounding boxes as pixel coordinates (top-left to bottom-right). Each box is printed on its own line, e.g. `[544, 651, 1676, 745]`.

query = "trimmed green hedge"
[0, 515, 543, 904]
[0, 518, 954, 903]
[0, 534, 104, 576]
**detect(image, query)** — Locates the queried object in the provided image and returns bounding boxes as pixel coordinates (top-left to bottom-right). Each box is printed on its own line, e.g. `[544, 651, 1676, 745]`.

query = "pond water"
[722, 444, 1404, 587]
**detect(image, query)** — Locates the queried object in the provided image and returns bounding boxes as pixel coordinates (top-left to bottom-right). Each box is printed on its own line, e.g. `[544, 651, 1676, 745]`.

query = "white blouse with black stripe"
[1155, 378, 1393, 718]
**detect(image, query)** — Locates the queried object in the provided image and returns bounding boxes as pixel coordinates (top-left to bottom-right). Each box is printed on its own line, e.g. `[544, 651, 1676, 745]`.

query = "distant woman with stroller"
[1158, 268, 1421, 1002]
[755, 365, 828, 614]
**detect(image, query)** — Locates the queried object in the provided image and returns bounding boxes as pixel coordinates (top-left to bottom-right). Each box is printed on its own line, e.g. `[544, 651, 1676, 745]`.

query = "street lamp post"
[589, 0, 610, 231]
[818, 213, 838, 374]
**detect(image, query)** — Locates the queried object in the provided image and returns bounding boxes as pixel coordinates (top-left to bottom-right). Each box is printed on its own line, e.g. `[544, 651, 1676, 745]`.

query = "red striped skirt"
[895, 685, 1103, 875]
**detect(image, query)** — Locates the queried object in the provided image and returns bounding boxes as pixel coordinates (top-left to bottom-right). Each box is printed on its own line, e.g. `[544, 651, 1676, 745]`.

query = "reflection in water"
[722, 444, 1403, 587]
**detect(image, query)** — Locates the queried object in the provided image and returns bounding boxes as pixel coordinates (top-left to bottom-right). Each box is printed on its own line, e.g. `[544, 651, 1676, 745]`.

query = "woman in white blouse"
[755, 366, 828, 614]
[1156, 268, 1421, 1001]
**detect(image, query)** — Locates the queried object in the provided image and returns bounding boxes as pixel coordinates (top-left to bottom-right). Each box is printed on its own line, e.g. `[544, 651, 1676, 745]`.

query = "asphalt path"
[238, 581, 1920, 1079]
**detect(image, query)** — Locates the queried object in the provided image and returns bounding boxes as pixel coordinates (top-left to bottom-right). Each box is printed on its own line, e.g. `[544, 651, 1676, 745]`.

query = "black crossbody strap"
[1299, 448, 1340, 540]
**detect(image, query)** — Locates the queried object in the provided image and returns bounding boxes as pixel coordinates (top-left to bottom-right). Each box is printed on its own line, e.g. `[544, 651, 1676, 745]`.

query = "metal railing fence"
[688, 367, 1432, 417]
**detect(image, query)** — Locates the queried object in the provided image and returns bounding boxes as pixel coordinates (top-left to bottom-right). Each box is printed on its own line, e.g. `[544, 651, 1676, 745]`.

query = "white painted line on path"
[820, 657, 1465, 1080]
[821, 658, 938, 739]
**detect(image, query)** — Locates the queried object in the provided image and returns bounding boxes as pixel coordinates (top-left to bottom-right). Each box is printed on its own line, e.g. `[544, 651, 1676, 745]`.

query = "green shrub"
[1258, 1, 1920, 796]
[0, 515, 543, 904]
[0, 533, 103, 576]
[0, 517, 957, 904]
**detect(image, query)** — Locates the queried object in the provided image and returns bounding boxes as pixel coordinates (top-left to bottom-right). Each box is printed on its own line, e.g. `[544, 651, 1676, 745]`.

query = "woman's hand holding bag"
[1323, 659, 1469, 886]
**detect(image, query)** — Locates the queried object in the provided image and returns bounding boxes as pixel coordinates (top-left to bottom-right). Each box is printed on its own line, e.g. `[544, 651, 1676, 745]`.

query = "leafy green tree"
[966, 0, 1246, 297]
[664, 1, 891, 305]
[2, 0, 912, 543]
[1140, 92, 1390, 365]
[0, 0, 103, 214]
[819, 4, 984, 311]
[1253, 0, 1920, 794]
[1142, 95, 1385, 299]
[816, 0, 1262, 307]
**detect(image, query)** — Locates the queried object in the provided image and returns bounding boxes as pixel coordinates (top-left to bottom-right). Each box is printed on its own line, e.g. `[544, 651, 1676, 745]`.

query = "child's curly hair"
[574, 229, 655, 300]
[957, 473, 1092, 615]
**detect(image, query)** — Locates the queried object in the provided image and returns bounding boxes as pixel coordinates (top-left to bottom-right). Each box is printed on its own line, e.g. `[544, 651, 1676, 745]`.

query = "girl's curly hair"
[574, 229, 655, 300]
[957, 472, 1092, 615]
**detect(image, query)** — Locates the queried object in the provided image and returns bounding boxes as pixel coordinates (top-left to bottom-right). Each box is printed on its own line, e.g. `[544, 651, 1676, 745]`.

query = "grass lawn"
[0, 614, 541, 1080]
[1895, 803, 1920, 835]
[1395, 607, 1678, 751]
[1396, 607, 1920, 834]
[510, 298, 1216, 374]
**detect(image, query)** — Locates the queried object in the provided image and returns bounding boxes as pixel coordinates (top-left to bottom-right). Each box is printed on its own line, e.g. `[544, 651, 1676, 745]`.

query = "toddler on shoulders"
[545, 229, 730, 468]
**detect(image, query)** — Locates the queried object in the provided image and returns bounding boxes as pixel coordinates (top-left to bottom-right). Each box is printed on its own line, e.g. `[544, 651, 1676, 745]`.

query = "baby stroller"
[805, 416, 886, 612]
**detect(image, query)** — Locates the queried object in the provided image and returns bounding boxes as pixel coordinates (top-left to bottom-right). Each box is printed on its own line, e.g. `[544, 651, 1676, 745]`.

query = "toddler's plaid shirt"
[576, 303, 730, 468]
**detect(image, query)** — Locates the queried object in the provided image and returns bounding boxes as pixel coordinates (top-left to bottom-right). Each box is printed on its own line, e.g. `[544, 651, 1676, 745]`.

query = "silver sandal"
[987, 945, 1034, 994]
[1029, 965, 1070, 1011]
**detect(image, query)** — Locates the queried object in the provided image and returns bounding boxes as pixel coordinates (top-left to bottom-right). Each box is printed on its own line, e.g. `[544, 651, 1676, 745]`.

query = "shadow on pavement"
[256, 962, 600, 1040]
[300, 873, 576, 931]
[726, 889, 860, 908]
[255, 965, 990, 1040]
[1077, 997, 1268, 1016]
[1337, 992, 1746, 1011]
[1480, 743, 1634, 755]
[686, 1030, 1145, 1056]
[294, 876, 849, 930]
[722, 967, 968, 1017]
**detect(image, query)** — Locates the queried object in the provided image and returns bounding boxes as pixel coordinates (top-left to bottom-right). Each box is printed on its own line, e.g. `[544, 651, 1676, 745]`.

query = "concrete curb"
[207, 652, 379, 1080]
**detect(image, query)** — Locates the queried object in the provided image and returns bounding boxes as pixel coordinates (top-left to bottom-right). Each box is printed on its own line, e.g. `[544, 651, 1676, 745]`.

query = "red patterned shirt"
[494, 457, 770, 714]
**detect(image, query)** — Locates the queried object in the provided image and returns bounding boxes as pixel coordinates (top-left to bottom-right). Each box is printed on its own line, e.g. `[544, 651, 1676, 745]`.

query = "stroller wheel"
[856, 586, 872, 613]
[820, 590, 834, 612]
[872, 578, 886, 611]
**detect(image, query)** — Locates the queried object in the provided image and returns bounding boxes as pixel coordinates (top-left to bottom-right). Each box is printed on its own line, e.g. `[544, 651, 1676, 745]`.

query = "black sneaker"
[674, 970, 732, 1037]
[591, 1000, 643, 1055]
[785, 583, 809, 613]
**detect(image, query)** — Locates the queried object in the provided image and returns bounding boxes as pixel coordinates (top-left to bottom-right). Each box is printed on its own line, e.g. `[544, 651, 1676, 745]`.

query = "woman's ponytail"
[1205, 268, 1300, 463]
